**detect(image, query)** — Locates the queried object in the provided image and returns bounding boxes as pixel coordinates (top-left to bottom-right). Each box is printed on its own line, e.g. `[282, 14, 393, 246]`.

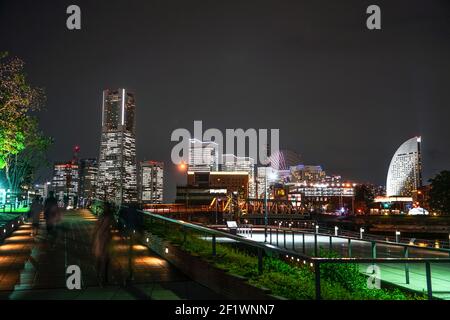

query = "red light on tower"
[72, 145, 80, 164]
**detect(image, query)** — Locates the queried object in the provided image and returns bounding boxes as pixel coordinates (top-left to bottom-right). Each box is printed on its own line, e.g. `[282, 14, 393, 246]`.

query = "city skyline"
[1, 0, 450, 202]
[2, 0, 450, 305]
[35, 89, 436, 202]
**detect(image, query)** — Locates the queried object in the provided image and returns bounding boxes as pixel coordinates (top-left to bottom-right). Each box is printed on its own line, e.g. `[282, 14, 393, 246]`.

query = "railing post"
[292, 231, 295, 251]
[283, 230, 287, 248]
[314, 233, 318, 257]
[212, 235, 216, 256]
[404, 247, 410, 284]
[371, 241, 377, 259]
[302, 233, 306, 253]
[257, 248, 263, 274]
[269, 228, 272, 244]
[314, 262, 321, 300]
[276, 228, 279, 246]
[425, 261, 433, 300]
[348, 238, 352, 258]
[329, 235, 332, 252]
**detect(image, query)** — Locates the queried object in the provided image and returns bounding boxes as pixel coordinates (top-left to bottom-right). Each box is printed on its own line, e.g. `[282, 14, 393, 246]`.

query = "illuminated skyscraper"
[256, 166, 278, 199]
[139, 161, 164, 204]
[78, 158, 98, 207]
[386, 136, 422, 197]
[51, 162, 79, 208]
[188, 139, 219, 172]
[222, 154, 255, 198]
[97, 89, 137, 204]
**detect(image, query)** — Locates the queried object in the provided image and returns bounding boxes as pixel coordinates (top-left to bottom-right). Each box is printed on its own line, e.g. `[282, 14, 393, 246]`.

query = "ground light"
[395, 231, 401, 243]
[360, 227, 365, 239]
[334, 226, 339, 236]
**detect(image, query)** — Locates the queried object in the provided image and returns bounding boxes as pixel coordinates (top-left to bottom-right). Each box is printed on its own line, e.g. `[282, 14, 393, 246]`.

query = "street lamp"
[178, 161, 187, 172]
[264, 169, 277, 242]
[215, 198, 222, 225]
[178, 161, 188, 211]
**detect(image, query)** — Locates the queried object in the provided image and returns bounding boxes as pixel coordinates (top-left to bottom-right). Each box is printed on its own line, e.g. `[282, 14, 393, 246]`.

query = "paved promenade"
[0, 210, 221, 300]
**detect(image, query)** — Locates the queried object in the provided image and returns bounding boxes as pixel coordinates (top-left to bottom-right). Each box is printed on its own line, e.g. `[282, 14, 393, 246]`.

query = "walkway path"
[0, 210, 222, 300]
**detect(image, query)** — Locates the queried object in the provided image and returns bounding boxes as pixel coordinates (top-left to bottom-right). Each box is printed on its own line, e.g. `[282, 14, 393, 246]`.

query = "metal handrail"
[139, 210, 450, 300]
[264, 225, 450, 255]
[143, 211, 314, 258]
[304, 224, 450, 249]
[142, 211, 450, 264]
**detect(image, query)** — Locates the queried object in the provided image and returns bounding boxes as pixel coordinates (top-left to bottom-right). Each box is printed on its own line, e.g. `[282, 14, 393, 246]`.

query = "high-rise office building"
[51, 162, 79, 208]
[256, 166, 278, 199]
[97, 89, 138, 204]
[139, 161, 164, 204]
[222, 154, 256, 198]
[386, 136, 422, 197]
[188, 138, 219, 172]
[79, 158, 98, 207]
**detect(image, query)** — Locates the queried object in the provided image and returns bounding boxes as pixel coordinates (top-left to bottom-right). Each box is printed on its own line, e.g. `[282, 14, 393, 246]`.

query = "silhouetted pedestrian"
[29, 196, 43, 237]
[44, 191, 59, 239]
[92, 202, 114, 286]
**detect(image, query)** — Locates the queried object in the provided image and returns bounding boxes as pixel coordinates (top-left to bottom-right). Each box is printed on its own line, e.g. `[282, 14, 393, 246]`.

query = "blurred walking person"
[29, 196, 43, 237]
[44, 191, 59, 240]
[92, 202, 114, 286]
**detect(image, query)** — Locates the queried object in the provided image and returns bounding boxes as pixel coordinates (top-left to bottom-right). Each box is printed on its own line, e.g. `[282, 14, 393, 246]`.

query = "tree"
[0, 52, 51, 195]
[429, 171, 450, 215]
[3, 117, 52, 194]
[0, 52, 44, 170]
[354, 184, 375, 214]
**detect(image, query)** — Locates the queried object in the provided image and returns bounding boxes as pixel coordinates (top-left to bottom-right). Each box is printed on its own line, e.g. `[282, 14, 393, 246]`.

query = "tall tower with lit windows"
[386, 136, 422, 197]
[96, 89, 137, 204]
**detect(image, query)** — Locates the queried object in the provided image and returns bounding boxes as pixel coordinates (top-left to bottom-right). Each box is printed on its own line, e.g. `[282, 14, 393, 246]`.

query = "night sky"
[1, 0, 450, 201]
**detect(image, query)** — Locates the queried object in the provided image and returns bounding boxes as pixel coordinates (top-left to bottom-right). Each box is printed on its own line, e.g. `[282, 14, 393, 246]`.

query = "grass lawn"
[10, 207, 28, 213]
[1, 207, 29, 213]
[0, 213, 22, 225]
